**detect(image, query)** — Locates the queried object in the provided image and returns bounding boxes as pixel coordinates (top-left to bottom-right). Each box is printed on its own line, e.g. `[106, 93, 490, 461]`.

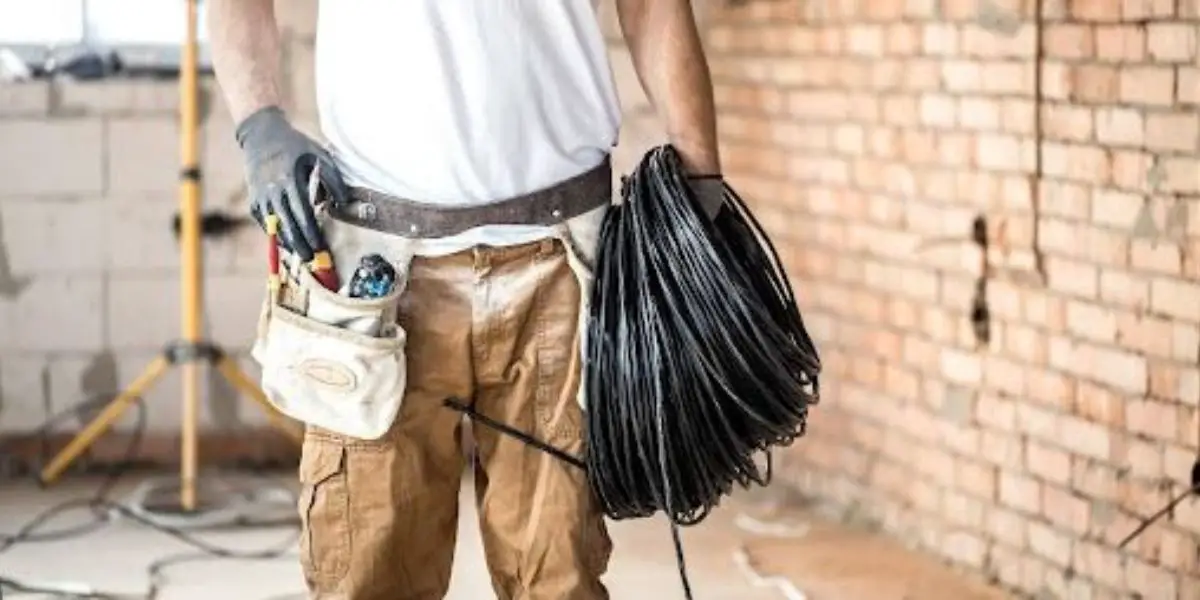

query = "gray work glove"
[687, 174, 726, 221]
[235, 106, 349, 263]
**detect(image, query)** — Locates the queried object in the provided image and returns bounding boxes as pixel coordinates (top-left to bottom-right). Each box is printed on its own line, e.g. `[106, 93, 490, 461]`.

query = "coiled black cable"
[449, 144, 821, 598]
[584, 144, 821, 597]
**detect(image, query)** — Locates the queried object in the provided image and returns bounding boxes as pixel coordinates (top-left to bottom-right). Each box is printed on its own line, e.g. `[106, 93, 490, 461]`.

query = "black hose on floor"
[583, 144, 821, 598]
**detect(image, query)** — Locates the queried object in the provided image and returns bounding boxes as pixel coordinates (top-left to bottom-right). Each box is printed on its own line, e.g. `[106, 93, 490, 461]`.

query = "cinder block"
[55, 80, 179, 116]
[0, 119, 104, 196]
[6, 276, 105, 352]
[0, 197, 107, 275]
[105, 117, 181, 194]
[46, 354, 141, 433]
[229, 226, 268, 275]
[200, 95, 250, 209]
[206, 273, 267, 350]
[0, 355, 51, 432]
[104, 195, 182, 271]
[108, 349, 261, 431]
[106, 275, 181, 351]
[111, 350, 183, 431]
[0, 83, 51, 117]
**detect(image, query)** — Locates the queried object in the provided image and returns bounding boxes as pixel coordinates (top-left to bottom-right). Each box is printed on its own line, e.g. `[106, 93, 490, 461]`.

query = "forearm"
[617, 0, 720, 175]
[207, 0, 284, 124]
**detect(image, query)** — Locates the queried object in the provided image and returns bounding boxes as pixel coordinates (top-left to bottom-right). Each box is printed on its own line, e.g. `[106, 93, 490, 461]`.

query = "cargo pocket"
[251, 264, 408, 440]
[298, 441, 351, 586]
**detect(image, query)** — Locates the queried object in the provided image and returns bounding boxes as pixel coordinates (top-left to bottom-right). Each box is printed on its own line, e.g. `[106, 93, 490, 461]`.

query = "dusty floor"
[0, 471, 1011, 600]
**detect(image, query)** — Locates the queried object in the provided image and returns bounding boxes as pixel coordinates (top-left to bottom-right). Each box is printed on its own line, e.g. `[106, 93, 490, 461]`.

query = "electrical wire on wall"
[0, 393, 302, 600]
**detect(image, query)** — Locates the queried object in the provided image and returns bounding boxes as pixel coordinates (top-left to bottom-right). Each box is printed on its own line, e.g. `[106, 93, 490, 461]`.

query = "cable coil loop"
[584, 145, 822, 597]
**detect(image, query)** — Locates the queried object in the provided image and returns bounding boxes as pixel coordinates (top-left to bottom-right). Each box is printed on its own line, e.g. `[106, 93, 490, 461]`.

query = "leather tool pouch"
[251, 262, 407, 440]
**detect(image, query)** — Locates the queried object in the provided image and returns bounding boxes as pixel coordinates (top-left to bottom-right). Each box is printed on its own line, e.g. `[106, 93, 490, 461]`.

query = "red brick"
[1119, 66, 1177, 107]
[1121, 0, 1176, 19]
[1180, 67, 1200, 106]
[1148, 360, 1191, 399]
[1073, 381, 1125, 428]
[1125, 558, 1178, 599]
[1065, 298, 1118, 343]
[1075, 541, 1127, 589]
[1027, 521, 1073, 567]
[1099, 270, 1150, 311]
[981, 430, 1025, 467]
[999, 471, 1042, 514]
[1158, 528, 1199, 572]
[1016, 400, 1059, 444]
[1042, 485, 1091, 535]
[1059, 414, 1115, 461]
[1124, 437, 1164, 479]
[1044, 256, 1099, 299]
[922, 23, 958, 56]
[918, 93, 957, 128]
[1094, 107, 1144, 147]
[1117, 313, 1174, 360]
[1041, 104, 1094, 142]
[1150, 277, 1200, 323]
[1027, 441, 1072, 485]
[1095, 25, 1146, 63]
[1071, 64, 1121, 103]
[986, 508, 1029, 548]
[1044, 24, 1094, 60]
[1108, 149, 1153, 190]
[1126, 398, 1178, 441]
[958, 97, 1001, 131]
[1145, 111, 1200, 153]
[1072, 0, 1123, 21]
[1146, 23, 1197, 63]
[1028, 369, 1076, 409]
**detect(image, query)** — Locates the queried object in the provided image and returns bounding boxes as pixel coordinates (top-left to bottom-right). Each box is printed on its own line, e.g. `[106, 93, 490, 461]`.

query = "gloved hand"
[687, 174, 726, 221]
[235, 106, 349, 263]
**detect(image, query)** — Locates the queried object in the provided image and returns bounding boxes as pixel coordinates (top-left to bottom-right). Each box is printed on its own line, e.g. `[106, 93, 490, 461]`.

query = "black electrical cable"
[447, 144, 821, 599]
[584, 144, 820, 598]
[0, 394, 300, 600]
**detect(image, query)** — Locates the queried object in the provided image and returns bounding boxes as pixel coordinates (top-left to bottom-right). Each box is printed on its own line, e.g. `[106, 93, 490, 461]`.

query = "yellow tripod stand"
[38, 0, 302, 511]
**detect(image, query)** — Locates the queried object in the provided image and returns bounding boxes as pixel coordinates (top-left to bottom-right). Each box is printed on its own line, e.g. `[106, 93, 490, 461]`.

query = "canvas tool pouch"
[251, 258, 407, 440]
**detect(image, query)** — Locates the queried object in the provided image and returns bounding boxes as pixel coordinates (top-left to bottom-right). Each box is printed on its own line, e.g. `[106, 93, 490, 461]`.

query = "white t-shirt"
[313, 0, 622, 253]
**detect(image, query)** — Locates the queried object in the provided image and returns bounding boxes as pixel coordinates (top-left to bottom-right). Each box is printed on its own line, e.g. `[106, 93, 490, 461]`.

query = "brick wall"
[702, 1, 1200, 598]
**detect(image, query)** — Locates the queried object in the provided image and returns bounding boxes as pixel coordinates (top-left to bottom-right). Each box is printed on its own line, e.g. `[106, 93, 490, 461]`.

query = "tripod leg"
[40, 356, 171, 485]
[214, 356, 305, 445]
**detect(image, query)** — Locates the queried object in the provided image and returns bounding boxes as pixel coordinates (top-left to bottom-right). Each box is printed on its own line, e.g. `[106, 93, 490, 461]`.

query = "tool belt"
[327, 157, 613, 238]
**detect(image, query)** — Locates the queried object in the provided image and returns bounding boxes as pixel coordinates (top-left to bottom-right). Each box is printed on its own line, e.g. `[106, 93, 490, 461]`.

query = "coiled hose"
[448, 144, 821, 598]
[585, 144, 821, 597]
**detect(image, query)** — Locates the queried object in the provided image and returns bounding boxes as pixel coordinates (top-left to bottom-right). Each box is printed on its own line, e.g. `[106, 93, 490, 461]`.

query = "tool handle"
[265, 214, 281, 291]
[309, 250, 340, 291]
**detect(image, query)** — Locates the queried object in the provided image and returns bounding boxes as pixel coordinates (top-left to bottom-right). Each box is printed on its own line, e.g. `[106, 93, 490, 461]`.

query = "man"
[209, 1, 723, 598]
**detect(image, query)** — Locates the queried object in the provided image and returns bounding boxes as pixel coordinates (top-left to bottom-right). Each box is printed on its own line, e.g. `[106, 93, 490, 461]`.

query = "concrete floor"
[0, 471, 1011, 600]
[0, 471, 788, 600]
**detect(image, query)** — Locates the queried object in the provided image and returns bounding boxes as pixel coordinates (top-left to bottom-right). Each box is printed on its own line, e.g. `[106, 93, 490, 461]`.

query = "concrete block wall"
[0, 2, 322, 441]
[0, 1, 679, 445]
[702, 1, 1200, 598]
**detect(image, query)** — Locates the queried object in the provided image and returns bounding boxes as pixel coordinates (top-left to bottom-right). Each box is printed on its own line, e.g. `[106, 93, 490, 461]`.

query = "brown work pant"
[296, 234, 612, 599]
